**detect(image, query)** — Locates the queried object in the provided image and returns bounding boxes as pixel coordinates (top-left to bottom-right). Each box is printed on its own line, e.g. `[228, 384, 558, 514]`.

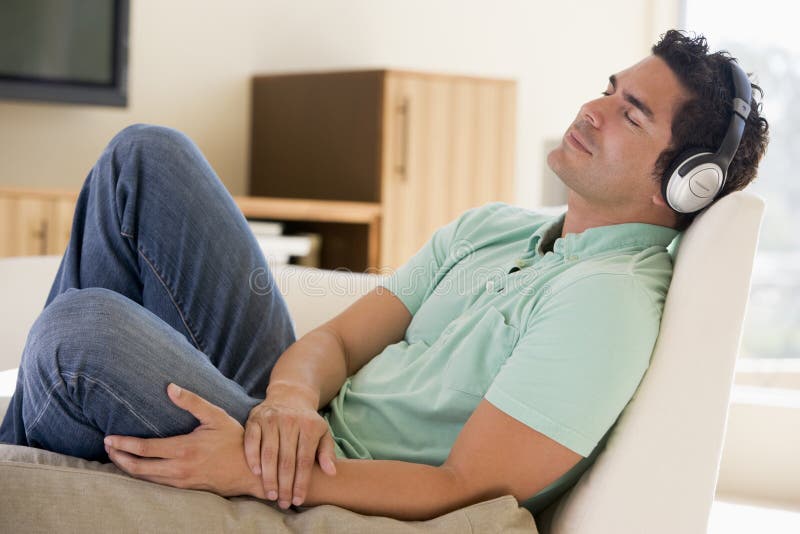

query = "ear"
[651, 188, 681, 228]
[651, 189, 669, 208]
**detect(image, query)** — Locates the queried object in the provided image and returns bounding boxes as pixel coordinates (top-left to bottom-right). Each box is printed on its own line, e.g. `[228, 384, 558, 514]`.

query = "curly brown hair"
[652, 30, 770, 230]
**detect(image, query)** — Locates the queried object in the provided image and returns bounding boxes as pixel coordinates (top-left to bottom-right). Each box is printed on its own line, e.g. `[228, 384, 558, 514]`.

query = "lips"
[566, 129, 593, 155]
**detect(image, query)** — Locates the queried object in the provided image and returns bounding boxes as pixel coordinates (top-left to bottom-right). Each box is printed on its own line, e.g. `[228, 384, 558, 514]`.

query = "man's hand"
[104, 383, 264, 499]
[244, 381, 337, 509]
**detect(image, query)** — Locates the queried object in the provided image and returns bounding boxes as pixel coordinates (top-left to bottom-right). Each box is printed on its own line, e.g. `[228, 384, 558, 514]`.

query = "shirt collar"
[525, 212, 680, 260]
[526, 213, 565, 256]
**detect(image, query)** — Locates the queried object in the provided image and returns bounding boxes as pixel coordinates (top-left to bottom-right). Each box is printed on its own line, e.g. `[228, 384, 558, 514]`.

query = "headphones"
[662, 59, 752, 214]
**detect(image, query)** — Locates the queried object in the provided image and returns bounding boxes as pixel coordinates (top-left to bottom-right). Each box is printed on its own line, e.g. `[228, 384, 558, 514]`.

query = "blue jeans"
[0, 124, 296, 461]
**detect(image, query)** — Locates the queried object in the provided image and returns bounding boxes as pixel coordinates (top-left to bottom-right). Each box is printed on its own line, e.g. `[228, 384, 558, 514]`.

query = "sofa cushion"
[0, 444, 537, 533]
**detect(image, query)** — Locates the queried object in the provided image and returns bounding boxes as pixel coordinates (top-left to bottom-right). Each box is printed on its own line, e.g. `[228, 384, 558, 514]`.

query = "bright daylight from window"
[684, 0, 800, 361]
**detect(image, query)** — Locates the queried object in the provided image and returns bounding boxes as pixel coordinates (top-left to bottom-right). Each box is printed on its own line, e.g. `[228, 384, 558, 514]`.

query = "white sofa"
[0, 191, 765, 533]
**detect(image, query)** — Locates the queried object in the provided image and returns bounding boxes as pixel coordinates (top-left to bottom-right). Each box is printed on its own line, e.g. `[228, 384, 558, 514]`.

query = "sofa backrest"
[536, 191, 765, 534]
[0, 256, 62, 372]
[271, 265, 381, 337]
[0, 257, 378, 372]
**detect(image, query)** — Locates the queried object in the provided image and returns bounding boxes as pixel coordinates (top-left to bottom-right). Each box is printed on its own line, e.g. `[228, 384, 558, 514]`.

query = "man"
[0, 30, 768, 521]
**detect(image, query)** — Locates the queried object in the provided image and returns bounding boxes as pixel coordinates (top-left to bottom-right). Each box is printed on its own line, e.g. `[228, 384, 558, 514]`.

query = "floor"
[709, 497, 800, 533]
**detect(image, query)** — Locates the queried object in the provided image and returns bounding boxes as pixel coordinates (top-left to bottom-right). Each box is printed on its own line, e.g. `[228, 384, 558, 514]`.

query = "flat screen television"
[0, 0, 129, 107]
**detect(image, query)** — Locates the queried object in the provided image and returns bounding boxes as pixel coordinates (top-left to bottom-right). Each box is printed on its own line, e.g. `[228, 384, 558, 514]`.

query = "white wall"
[0, 0, 679, 206]
[717, 392, 800, 508]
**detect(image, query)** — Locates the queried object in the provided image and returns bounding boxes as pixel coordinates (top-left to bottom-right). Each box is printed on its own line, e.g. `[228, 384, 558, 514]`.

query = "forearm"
[298, 459, 491, 521]
[266, 326, 349, 409]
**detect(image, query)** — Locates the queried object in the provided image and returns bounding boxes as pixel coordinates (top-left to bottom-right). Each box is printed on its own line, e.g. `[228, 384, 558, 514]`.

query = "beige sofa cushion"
[0, 444, 537, 533]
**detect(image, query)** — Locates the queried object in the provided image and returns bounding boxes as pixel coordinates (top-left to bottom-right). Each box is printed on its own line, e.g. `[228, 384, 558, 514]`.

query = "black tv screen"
[0, 0, 129, 107]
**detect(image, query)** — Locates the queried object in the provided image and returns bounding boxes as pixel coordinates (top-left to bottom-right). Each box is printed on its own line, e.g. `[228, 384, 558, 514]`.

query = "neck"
[561, 191, 677, 237]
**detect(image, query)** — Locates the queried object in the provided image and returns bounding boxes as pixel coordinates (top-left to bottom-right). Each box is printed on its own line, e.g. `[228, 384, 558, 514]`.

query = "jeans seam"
[136, 245, 204, 352]
[62, 371, 166, 438]
[25, 378, 63, 437]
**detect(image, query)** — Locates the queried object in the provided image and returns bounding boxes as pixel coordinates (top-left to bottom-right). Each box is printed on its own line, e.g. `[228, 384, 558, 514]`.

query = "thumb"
[317, 433, 338, 476]
[167, 383, 224, 426]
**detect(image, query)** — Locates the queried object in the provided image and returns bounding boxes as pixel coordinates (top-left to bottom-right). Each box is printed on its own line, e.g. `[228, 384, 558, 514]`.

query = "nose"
[579, 97, 604, 129]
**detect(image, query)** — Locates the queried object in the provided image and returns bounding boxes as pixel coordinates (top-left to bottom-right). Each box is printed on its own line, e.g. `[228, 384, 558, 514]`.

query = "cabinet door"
[381, 73, 449, 268]
[380, 73, 405, 269]
[0, 194, 16, 258]
[49, 196, 77, 255]
[475, 80, 516, 205]
[449, 78, 516, 213]
[15, 197, 52, 256]
[381, 74, 516, 269]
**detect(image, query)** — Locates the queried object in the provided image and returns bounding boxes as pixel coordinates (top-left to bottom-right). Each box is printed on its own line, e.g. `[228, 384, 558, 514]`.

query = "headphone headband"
[715, 62, 752, 171]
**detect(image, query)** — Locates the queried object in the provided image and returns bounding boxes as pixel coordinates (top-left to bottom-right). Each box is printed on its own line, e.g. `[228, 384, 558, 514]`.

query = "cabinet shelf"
[233, 196, 380, 223]
[234, 196, 382, 271]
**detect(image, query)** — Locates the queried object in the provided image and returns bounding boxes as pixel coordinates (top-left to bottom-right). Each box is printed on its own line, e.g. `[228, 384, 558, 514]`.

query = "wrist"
[246, 471, 267, 499]
[266, 380, 320, 409]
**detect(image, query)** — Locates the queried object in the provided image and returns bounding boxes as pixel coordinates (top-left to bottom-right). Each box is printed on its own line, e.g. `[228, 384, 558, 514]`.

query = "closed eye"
[623, 111, 640, 128]
[600, 91, 640, 128]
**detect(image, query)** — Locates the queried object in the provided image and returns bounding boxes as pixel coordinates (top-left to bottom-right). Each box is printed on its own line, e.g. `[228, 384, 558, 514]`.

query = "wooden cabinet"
[0, 188, 77, 257]
[250, 69, 516, 269]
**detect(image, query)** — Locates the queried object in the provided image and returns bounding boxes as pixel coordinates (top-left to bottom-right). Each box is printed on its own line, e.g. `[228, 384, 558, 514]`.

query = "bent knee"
[32, 288, 138, 349]
[108, 123, 196, 159]
[44, 287, 130, 317]
[23, 288, 142, 375]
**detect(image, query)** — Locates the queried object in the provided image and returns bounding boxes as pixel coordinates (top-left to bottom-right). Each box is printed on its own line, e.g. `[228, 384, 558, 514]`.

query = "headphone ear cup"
[662, 147, 713, 211]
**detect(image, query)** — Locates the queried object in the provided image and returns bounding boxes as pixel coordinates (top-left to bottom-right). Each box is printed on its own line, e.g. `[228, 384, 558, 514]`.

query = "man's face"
[547, 55, 688, 212]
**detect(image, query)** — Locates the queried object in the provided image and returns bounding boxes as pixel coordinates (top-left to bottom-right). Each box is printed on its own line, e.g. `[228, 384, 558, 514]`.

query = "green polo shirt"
[323, 202, 679, 514]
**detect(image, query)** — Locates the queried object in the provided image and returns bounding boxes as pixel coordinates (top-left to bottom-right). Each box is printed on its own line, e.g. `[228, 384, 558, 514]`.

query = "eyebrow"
[609, 75, 655, 122]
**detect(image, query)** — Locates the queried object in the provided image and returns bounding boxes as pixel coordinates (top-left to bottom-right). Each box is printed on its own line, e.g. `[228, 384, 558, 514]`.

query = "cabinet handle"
[395, 98, 410, 181]
[35, 220, 48, 255]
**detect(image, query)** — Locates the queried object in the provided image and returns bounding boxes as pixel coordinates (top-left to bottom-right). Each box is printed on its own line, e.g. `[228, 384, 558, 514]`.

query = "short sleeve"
[484, 274, 661, 457]
[378, 203, 505, 315]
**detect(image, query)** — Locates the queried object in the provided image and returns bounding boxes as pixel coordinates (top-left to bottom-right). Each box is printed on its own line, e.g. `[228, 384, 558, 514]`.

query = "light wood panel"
[16, 197, 51, 256]
[475, 81, 501, 203]
[378, 72, 400, 273]
[499, 82, 517, 203]
[450, 79, 478, 219]
[379, 72, 409, 270]
[233, 196, 381, 224]
[401, 75, 427, 268]
[0, 195, 16, 258]
[49, 197, 78, 255]
[379, 72, 516, 269]
[0, 188, 79, 258]
[423, 77, 452, 249]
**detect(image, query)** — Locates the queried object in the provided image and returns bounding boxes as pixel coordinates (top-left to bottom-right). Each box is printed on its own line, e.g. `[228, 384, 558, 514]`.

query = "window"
[683, 0, 800, 364]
